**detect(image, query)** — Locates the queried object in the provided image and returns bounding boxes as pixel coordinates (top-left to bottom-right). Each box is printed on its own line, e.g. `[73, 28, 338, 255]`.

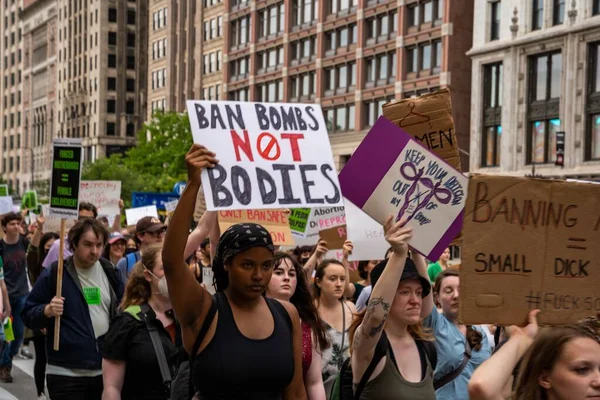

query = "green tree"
[123, 111, 193, 192]
[82, 155, 147, 208]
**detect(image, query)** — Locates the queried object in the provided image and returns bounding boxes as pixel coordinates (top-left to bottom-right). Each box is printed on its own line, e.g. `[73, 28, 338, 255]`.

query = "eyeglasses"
[146, 229, 166, 237]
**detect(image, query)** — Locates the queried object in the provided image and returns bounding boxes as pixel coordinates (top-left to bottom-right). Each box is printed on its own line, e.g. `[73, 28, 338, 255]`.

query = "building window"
[324, 104, 356, 133]
[406, 40, 442, 76]
[107, 99, 116, 113]
[328, 0, 356, 15]
[231, 16, 251, 48]
[292, 0, 318, 27]
[230, 56, 250, 80]
[126, 123, 135, 137]
[490, 1, 501, 40]
[108, 54, 116, 68]
[290, 36, 317, 63]
[365, 51, 396, 86]
[532, 0, 543, 30]
[364, 97, 394, 127]
[106, 122, 116, 136]
[126, 100, 134, 114]
[259, 3, 285, 38]
[594, 0, 600, 15]
[107, 77, 116, 91]
[407, 0, 444, 27]
[482, 63, 503, 167]
[217, 16, 223, 36]
[528, 52, 562, 164]
[231, 0, 250, 10]
[127, 33, 135, 48]
[553, 0, 565, 25]
[108, 32, 117, 46]
[127, 55, 135, 69]
[256, 80, 284, 102]
[108, 8, 117, 23]
[366, 11, 397, 42]
[127, 9, 136, 25]
[229, 87, 249, 101]
[290, 71, 317, 99]
[126, 78, 135, 92]
[586, 42, 600, 160]
[257, 46, 284, 72]
[324, 24, 357, 53]
[324, 62, 356, 94]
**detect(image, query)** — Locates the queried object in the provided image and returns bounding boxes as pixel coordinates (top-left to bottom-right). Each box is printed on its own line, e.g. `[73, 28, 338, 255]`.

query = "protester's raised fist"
[185, 144, 218, 185]
[315, 239, 328, 257]
[342, 240, 353, 258]
[36, 216, 46, 231]
[383, 216, 412, 257]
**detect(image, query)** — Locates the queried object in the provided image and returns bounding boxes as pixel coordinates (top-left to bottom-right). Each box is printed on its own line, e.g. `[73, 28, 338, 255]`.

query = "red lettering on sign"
[337, 226, 346, 238]
[257, 132, 281, 161]
[231, 130, 254, 162]
[270, 231, 287, 243]
[281, 133, 305, 162]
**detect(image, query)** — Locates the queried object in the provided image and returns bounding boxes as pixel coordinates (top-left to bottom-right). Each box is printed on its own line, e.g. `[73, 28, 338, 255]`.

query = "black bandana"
[212, 223, 275, 273]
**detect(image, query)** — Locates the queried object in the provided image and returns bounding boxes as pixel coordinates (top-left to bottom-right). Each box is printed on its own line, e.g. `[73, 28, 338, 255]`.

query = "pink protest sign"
[338, 117, 466, 261]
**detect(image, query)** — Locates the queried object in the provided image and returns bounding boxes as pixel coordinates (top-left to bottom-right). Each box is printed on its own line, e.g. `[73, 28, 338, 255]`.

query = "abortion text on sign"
[186, 101, 343, 211]
[80, 181, 121, 217]
[460, 176, 600, 326]
[339, 117, 465, 261]
[218, 209, 294, 246]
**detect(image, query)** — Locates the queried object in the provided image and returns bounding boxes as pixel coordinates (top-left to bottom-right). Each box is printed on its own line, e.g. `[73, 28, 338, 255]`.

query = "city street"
[0, 344, 40, 400]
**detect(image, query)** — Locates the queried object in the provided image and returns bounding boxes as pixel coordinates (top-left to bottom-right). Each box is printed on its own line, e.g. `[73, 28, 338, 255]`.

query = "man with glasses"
[116, 216, 166, 284]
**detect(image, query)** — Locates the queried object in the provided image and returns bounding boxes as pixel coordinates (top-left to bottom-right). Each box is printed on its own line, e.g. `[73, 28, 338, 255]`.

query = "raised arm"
[469, 310, 539, 400]
[341, 240, 356, 299]
[351, 217, 412, 379]
[209, 217, 220, 262]
[27, 217, 45, 284]
[111, 200, 124, 233]
[162, 144, 218, 352]
[183, 211, 217, 259]
[411, 251, 434, 318]
[303, 239, 327, 279]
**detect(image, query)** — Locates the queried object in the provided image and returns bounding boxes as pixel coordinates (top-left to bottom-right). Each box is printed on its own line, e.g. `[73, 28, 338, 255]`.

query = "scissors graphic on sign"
[395, 162, 452, 223]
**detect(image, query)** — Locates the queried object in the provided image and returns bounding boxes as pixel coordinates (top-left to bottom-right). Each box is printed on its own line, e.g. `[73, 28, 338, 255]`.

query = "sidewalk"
[0, 345, 40, 400]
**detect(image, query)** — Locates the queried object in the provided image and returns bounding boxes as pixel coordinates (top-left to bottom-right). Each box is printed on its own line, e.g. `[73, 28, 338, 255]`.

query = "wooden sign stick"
[53, 218, 66, 351]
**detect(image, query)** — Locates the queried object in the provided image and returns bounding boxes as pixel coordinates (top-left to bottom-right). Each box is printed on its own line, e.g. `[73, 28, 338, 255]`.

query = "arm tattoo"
[366, 297, 390, 338]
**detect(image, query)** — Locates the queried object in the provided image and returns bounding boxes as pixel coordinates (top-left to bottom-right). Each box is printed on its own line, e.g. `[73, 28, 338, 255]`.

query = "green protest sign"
[0, 185, 8, 197]
[49, 139, 83, 218]
[21, 190, 38, 210]
[289, 208, 311, 236]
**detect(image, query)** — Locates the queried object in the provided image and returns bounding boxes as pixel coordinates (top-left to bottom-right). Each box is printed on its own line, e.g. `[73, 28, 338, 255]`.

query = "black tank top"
[192, 292, 295, 399]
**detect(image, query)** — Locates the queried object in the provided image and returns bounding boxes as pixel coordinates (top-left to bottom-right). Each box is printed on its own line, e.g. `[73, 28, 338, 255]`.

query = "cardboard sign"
[125, 205, 159, 226]
[289, 208, 311, 237]
[382, 89, 461, 171]
[0, 185, 8, 197]
[460, 176, 600, 326]
[80, 181, 121, 216]
[339, 117, 466, 261]
[0, 196, 14, 215]
[49, 139, 83, 218]
[345, 199, 389, 261]
[42, 204, 76, 233]
[218, 209, 294, 246]
[319, 225, 347, 250]
[186, 100, 343, 211]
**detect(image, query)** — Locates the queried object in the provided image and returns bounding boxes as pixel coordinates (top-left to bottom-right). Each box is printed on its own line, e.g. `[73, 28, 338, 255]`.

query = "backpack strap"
[188, 296, 218, 397]
[124, 305, 142, 321]
[126, 252, 140, 275]
[353, 333, 389, 399]
[433, 337, 472, 390]
[139, 303, 173, 390]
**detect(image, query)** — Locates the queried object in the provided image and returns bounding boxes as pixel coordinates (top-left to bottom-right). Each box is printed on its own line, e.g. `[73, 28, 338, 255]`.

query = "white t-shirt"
[75, 260, 111, 339]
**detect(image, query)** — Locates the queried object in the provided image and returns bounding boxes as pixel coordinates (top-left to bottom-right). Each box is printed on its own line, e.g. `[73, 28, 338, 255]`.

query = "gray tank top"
[355, 349, 436, 400]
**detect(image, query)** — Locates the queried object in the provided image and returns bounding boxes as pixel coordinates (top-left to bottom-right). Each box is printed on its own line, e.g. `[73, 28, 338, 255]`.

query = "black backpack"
[331, 332, 437, 400]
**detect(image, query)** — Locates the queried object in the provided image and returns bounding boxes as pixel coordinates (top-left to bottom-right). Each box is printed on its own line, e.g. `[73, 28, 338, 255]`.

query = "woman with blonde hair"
[469, 311, 600, 400]
[347, 217, 436, 399]
[102, 244, 181, 400]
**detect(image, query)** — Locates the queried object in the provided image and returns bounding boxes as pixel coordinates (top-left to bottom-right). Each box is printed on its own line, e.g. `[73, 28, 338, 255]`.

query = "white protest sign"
[42, 204, 76, 233]
[164, 200, 179, 214]
[80, 181, 121, 216]
[29, 212, 37, 225]
[0, 197, 14, 215]
[292, 206, 346, 241]
[202, 268, 216, 294]
[186, 100, 343, 211]
[125, 205, 159, 226]
[345, 199, 389, 261]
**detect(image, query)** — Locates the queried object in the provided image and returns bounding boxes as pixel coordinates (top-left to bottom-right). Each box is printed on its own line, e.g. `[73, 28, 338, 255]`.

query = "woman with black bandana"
[162, 144, 307, 400]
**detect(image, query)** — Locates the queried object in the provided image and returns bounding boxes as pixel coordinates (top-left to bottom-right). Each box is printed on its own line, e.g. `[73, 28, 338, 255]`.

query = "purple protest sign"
[339, 116, 466, 261]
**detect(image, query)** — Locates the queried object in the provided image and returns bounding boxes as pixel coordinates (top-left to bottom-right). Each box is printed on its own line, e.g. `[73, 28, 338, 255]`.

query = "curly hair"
[273, 252, 329, 352]
[120, 244, 163, 310]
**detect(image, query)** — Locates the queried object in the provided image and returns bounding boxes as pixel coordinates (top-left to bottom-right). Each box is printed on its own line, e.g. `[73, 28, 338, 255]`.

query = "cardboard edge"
[428, 209, 464, 261]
